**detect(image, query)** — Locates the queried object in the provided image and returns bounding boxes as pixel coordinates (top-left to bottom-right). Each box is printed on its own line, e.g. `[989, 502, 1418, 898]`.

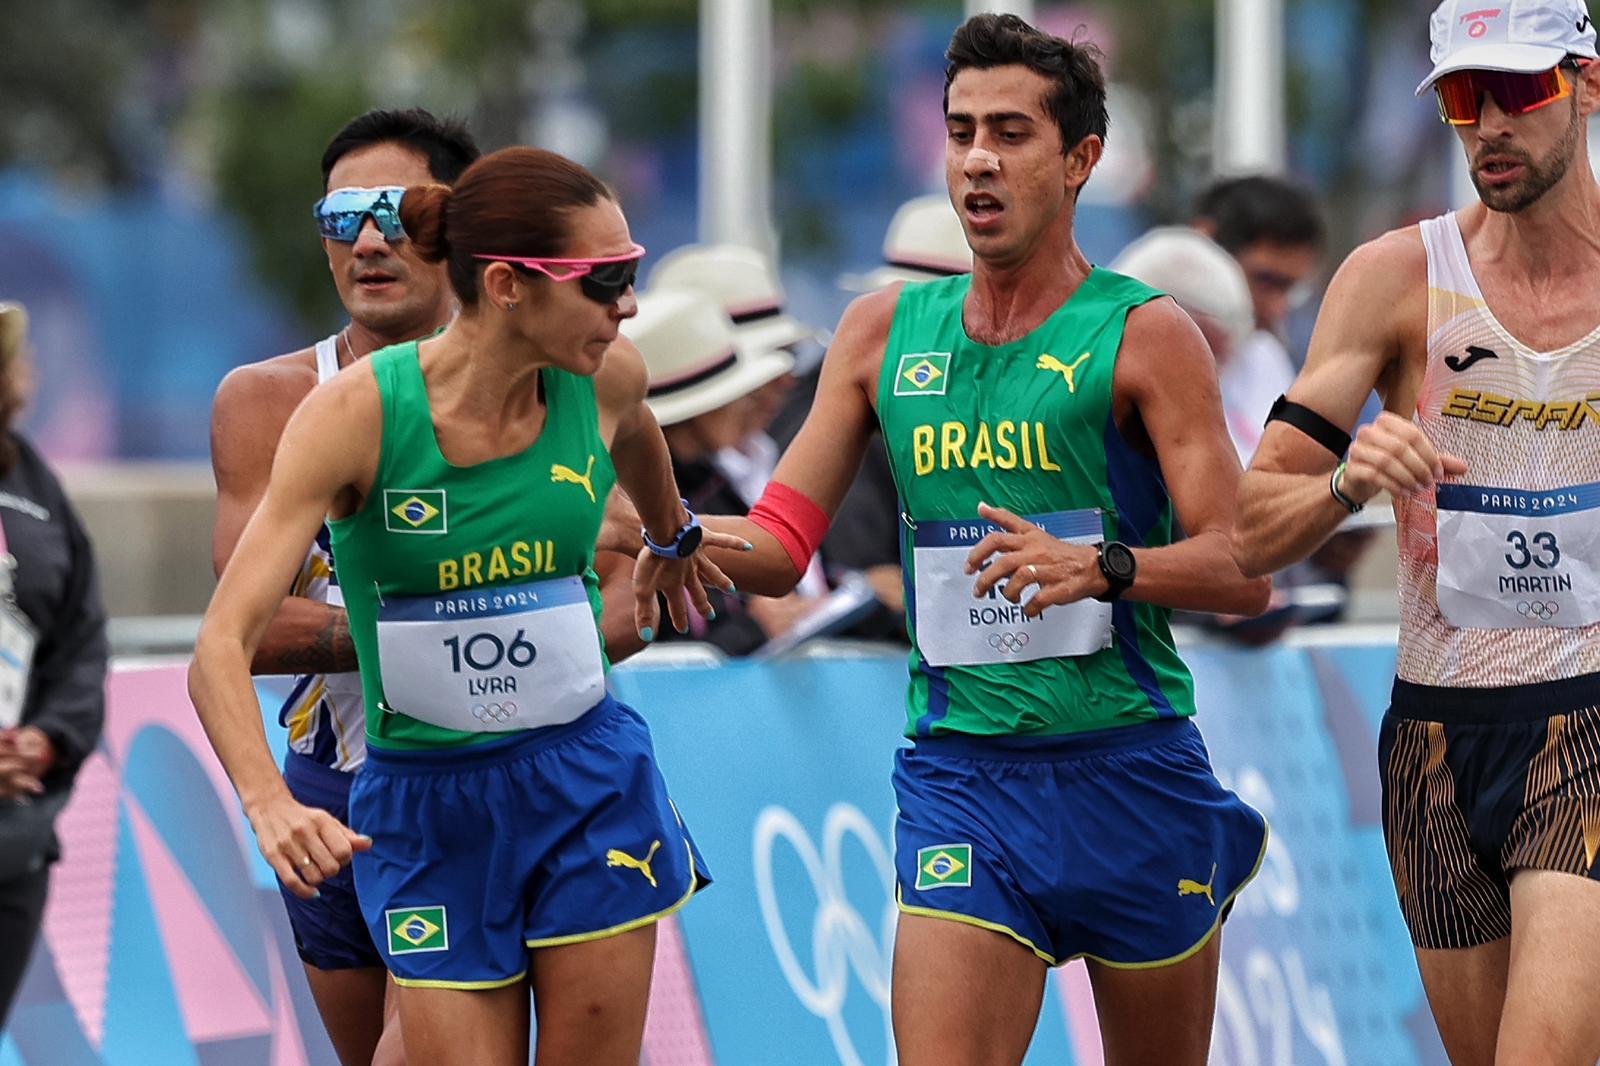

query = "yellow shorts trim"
[895, 885, 1058, 966]
[1067, 812, 1272, 972]
[524, 836, 701, 951]
[391, 970, 527, 991]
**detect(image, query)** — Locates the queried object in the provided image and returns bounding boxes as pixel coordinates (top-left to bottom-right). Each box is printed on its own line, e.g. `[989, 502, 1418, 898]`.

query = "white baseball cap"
[840, 194, 973, 292]
[623, 287, 796, 427]
[646, 243, 819, 356]
[1417, 0, 1597, 95]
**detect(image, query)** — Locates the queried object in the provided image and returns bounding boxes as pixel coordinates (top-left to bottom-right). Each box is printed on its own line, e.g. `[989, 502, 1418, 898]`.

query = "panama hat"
[1110, 227, 1254, 354]
[0, 303, 28, 367]
[647, 243, 819, 356]
[624, 287, 796, 427]
[842, 194, 973, 292]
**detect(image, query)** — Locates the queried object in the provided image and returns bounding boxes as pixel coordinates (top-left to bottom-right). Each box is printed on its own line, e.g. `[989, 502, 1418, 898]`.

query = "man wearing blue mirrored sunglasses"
[207, 107, 479, 1066]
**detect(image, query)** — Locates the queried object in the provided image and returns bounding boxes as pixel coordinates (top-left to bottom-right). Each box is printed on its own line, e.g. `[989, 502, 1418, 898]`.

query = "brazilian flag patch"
[384, 489, 447, 534]
[915, 843, 973, 890]
[385, 905, 449, 954]
[894, 352, 951, 396]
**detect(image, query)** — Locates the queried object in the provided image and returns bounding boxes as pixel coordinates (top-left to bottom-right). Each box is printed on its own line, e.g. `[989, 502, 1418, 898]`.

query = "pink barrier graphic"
[4, 663, 714, 1066]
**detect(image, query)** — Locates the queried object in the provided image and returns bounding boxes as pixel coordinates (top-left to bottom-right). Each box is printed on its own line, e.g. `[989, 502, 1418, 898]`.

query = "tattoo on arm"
[254, 609, 358, 675]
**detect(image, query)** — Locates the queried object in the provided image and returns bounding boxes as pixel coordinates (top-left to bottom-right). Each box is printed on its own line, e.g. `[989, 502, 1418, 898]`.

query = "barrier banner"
[3, 644, 1450, 1065]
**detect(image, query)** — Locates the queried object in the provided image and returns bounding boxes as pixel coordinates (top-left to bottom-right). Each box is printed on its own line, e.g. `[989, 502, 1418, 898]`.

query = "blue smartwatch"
[643, 502, 705, 559]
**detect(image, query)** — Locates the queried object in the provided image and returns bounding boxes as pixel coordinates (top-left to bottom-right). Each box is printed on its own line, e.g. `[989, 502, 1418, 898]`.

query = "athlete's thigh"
[395, 982, 528, 1066]
[528, 924, 657, 1066]
[370, 975, 405, 1066]
[1410, 942, 1509, 1066]
[1085, 931, 1220, 1066]
[299, 964, 388, 1066]
[1496, 869, 1600, 1066]
[891, 913, 1047, 1066]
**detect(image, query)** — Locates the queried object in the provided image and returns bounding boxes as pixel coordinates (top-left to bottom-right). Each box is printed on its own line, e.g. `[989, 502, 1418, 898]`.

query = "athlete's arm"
[594, 550, 646, 662]
[210, 359, 358, 675]
[190, 371, 378, 898]
[970, 297, 1269, 615]
[1232, 230, 1464, 577]
[698, 289, 893, 596]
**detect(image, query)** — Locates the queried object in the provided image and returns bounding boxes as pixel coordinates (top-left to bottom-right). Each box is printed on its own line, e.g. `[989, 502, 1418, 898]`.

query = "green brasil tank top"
[329, 341, 616, 750]
[876, 270, 1197, 738]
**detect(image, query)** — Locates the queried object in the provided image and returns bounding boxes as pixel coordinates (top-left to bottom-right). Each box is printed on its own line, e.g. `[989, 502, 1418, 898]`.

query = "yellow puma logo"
[550, 455, 597, 503]
[1177, 863, 1217, 906]
[606, 840, 661, 888]
[1036, 352, 1093, 393]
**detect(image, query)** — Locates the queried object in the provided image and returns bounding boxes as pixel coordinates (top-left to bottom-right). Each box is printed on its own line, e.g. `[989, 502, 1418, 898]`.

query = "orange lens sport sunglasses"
[1434, 62, 1586, 125]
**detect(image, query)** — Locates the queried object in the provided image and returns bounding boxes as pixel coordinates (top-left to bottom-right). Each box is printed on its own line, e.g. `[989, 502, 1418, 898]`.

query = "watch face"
[1103, 542, 1136, 581]
[677, 523, 705, 558]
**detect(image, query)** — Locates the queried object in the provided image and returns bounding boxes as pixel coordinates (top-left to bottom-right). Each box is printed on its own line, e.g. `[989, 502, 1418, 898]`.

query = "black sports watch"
[642, 503, 705, 559]
[1094, 541, 1136, 602]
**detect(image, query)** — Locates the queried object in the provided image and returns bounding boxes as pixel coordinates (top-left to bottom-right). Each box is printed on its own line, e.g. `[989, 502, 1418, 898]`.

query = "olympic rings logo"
[1517, 601, 1560, 621]
[986, 631, 1030, 653]
[472, 702, 518, 722]
[753, 804, 897, 1066]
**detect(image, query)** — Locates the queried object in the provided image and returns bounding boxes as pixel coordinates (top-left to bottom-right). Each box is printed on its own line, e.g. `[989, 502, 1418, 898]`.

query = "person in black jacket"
[0, 301, 109, 1029]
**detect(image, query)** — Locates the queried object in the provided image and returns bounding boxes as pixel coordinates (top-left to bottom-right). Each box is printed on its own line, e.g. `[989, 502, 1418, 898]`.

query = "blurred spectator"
[651, 242, 904, 644]
[0, 302, 109, 1027]
[647, 244, 819, 507]
[1110, 227, 1253, 366]
[1191, 175, 1327, 462]
[624, 287, 828, 654]
[1192, 176, 1372, 628]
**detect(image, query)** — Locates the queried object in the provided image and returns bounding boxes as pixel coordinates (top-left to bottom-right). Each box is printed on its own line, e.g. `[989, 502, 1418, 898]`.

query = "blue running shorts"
[350, 695, 709, 989]
[893, 717, 1267, 967]
[279, 751, 383, 971]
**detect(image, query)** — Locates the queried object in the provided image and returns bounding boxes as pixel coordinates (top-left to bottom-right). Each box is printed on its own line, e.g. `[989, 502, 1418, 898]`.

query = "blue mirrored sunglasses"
[313, 186, 408, 242]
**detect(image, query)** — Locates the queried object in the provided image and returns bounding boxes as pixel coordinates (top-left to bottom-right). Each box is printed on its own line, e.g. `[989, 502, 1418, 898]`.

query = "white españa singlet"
[278, 335, 368, 770]
[1397, 213, 1600, 687]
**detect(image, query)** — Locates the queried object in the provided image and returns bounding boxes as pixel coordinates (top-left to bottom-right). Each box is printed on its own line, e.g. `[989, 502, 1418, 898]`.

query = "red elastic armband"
[748, 481, 831, 577]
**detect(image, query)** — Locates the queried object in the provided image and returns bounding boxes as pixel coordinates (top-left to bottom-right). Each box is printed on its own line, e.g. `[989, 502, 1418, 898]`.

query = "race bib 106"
[1435, 482, 1600, 629]
[375, 575, 605, 732]
[912, 509, 1112, 667]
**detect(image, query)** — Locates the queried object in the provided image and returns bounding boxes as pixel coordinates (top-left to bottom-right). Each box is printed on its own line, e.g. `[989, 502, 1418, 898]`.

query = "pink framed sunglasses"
[474, 244, 646, 305]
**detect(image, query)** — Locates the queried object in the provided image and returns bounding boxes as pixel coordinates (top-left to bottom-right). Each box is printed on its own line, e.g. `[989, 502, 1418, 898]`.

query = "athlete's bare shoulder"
[827, 285, 902, 395]
[211, 345, 322, 448]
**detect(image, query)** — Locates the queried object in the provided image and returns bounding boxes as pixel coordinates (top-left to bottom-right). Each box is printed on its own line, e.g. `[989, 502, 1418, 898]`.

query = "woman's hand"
[244, 792, 372, 900]
[631, 531, 751, 640]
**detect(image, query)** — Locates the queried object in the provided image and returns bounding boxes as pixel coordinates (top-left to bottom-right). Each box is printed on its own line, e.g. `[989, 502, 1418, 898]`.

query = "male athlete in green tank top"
[708, 15, 1271, 1065]
[878, 270, 1196, 738]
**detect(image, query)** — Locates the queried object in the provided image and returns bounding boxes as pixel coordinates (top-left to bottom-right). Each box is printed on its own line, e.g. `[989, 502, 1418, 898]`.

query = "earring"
[506, 302, 517, 311]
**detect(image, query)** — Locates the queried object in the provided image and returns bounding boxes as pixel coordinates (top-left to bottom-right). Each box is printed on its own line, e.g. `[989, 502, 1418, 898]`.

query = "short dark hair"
[320, 108, 480, 188]
[1194, 175, 1325, 253]
[944, 13, 1109, 155]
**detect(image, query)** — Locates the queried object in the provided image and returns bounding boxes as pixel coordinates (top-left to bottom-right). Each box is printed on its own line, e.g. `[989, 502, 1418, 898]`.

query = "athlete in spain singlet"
[1376, 212, 1600, 952]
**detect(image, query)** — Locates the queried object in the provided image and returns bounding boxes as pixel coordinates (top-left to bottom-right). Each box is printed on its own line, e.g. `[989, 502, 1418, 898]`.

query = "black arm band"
[1264, 395, 1351, 458]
